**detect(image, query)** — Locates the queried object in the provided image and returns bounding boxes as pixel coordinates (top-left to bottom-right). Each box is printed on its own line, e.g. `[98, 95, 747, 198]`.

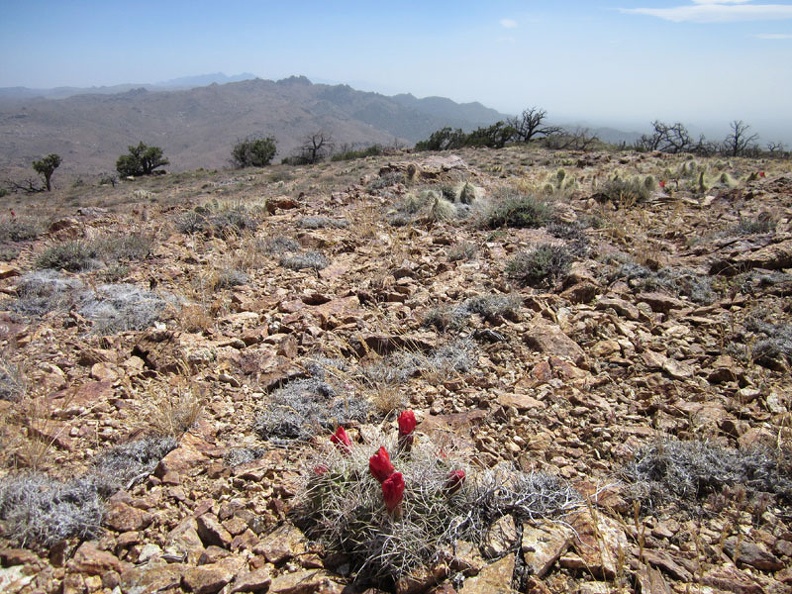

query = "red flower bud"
[369, 446, 395, 483]
[330, 426, 352, 454]
[382, 471, 405, 513]
[397, 410, 417, 437]
[658, 180, 666, 189]
[445, 469, 466, 495]
[313, 464, 329, 475]
[759, 171, 766, 177]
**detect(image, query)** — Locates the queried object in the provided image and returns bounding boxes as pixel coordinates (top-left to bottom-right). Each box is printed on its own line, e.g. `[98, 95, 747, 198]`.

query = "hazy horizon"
[2, 0, 791, 146]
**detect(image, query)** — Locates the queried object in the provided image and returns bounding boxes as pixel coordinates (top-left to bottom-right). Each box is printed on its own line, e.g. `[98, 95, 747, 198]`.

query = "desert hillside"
[0, 146, 791, 594]
[0, 77, 504, 177]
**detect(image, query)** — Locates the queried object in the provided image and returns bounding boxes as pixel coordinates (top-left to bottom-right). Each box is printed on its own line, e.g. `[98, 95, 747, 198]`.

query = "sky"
[2, 0, 791, 142]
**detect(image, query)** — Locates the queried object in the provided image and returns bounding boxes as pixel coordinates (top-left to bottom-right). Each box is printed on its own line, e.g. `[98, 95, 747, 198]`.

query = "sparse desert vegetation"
[0, 143, 790, 594]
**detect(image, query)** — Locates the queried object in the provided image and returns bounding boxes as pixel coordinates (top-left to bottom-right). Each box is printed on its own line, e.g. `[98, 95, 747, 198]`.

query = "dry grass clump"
[506, 244, 574, 289]
[254, 377, 371, 443]
[293, 427, 580, 586]
[0, 216, 42, 243]
[297, 216, 349, 229]
[424, 293, 521, 332]
[93, 233, 155, 262]
[35, 239, 99, 272]
[176, 202, 259, 238]
[605, 262, 717, 304]
[481, 193, 552, 229]
[78, 283, 175, 334]
[0, 435, 176, 547]
[280, 250, 329, 272]
[621, 437, 792, 513]
[0, 356, 26, 402]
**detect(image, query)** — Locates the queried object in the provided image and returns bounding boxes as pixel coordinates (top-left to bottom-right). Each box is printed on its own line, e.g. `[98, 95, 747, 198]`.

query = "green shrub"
[36, 240, 98, 272]
[231, 136, 277, 168]
[0, 217, 41, 243]
[331, 144, 384, 162]
[483, 194, 552, 229]
[506, 244, 573, 289]
[94, 233, 154, 261]
[116, 142, 169, 177]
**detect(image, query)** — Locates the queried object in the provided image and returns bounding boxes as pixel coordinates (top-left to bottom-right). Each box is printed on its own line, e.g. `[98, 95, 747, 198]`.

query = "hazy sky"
[2, 0, 791, 140]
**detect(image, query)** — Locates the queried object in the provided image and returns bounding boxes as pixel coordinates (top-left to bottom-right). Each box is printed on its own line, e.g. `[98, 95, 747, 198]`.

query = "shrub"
[0, 217, 41, 243]
[622, 437, 792, 512]
[297, 216, 349, 229]
[483, 194, 552, 229]
[733, 212, 775, 235]
[280, 251, 329, 271]
[0, 436, 176, 547]
[331, 144, 384, 162]
[0, 473, 103, 547]
[176, 203, 258, 238]
[506, 244, 573, 289]
[116, 142, 169, 177]
[447, 241, 477, 262]
[606, 263, 716, 305]
[231, 136, 277, 168]
[0, 357, 25, 402]
[89, 435, 177, 496]
[78, 283, 174, 334]
[746, 317, 792, 369]
[254, 377, 370, 442]
[94, 233, 154, 261]
[36, 240, 98, 272]
[13, 270, 85, 315]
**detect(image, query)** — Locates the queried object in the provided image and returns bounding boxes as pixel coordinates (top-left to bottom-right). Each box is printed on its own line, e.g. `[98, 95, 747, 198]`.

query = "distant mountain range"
[0, 74, 642, 178]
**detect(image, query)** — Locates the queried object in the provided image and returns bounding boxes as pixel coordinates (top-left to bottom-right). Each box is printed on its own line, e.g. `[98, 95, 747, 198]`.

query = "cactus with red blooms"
[297, 411, 584, 586]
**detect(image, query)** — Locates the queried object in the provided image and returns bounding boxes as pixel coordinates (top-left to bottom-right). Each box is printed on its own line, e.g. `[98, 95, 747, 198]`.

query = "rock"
[634, 564, 671, 594]
[231, 568, 273, 593]
[521, 522, 574, 578]
[497, 392, 546, 412]
[458, 554, 516, 593]
[196, 513, 234, 549]
[482, 515, 518, 559]
[723, 537, 784, 571]
[156, 432, 210, 478]
[701, 564, 764, 594]
[0, 565, 36, 594]
[568, 510, 628, 580]
[167, 517, 205, 565]
[254, 521, 307, 565]
[0, 265, 20, 280]
[182, 562, 238, 594]
[596, 296, 641, 320]
[71, 541, 128, 576]
[267, 569, 344, 594]
[120, 562, 185, 594]
[104, 501, 153, 532]
[636, 292, 687, 314]
[523, 318, 587, 368]
[448, 540, 485, 576]
[395, 565, 447, 594]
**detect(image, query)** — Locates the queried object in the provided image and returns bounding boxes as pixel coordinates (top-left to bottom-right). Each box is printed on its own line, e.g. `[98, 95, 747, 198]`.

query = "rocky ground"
[0, 146, 791, 594]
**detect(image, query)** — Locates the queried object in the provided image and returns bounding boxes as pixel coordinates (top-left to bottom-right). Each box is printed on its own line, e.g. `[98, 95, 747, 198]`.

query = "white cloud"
[500, 18, 518, 29]
[621, 1, 792, 23]
[755, 32, 792, 37]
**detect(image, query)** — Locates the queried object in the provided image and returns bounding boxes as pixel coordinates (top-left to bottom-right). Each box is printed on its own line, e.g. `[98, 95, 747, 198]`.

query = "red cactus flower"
[397, 410, 417, 453]
[658, 180, 666, 189]
[369, 446, 395, 483]
[313, 464, 329, 475]
[397, 410, 417, 437]
[330, 426, 352, 454]
[444, 469, 466, 495]
[759, 171, 766, 177]
[382, 471, 405, 514]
